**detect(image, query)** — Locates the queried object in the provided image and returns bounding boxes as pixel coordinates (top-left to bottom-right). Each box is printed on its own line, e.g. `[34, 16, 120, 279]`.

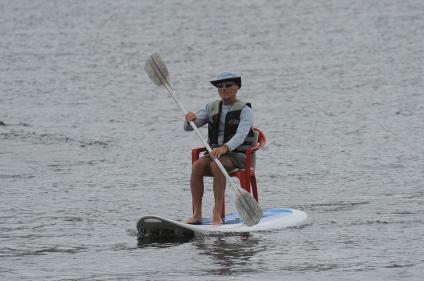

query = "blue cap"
[210, 72, 241, 88]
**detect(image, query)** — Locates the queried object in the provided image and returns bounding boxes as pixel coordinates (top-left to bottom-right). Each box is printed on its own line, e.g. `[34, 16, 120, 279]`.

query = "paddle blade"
[235, 189, 263, 226]
[144, 53, 171, 87]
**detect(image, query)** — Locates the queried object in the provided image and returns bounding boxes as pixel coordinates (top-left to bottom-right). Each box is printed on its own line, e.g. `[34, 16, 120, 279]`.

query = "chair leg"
[239, 175, 248, 192]
[244, 172, 251, 193]
[251, 175, 258, 202]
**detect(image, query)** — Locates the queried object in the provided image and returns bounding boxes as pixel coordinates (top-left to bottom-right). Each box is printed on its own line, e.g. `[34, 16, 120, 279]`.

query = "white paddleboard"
[137, 208, 307, 239]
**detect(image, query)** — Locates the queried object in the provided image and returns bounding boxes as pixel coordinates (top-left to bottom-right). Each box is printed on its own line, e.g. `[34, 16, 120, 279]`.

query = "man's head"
[210, 72, 241, 104]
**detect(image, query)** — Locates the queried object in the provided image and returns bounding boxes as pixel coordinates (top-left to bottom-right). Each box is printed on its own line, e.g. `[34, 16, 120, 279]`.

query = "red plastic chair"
[191, 128, 266, 219]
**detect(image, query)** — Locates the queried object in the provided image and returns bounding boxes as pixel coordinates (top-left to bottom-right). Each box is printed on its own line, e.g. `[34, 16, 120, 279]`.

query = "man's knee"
[192, 157, 211, 174]
[210, 161, 230, 176]
[209, 161, 220, 175]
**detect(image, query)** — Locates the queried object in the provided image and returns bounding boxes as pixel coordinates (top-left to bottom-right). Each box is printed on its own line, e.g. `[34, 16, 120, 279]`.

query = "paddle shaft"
[161, 82, 242, 196]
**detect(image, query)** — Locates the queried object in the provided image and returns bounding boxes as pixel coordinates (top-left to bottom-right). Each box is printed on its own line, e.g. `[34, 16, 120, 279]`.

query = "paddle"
[144, 53, 263, 226]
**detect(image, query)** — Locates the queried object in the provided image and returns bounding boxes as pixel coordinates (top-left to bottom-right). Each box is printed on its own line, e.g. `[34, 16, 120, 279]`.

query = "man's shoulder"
[207, 99, 221, 106]
[235, 100, 253, 111]
[206, 100, 221, 111]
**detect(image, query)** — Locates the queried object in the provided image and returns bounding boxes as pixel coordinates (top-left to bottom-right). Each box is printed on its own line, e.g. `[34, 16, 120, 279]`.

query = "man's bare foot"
[212, 216, 223, 225]
[212, 209, 223, 225]
[186, 216, 203, 225]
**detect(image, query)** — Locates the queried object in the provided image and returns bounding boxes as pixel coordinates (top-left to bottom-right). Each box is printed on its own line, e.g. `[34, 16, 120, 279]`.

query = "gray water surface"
[1, 0, 423, 280]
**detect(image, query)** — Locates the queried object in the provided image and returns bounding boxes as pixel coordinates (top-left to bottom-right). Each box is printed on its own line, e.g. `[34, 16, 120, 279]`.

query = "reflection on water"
[137, 232, 266, 275]
[193, 235, 265, 276]
[137, 237, 194, 249]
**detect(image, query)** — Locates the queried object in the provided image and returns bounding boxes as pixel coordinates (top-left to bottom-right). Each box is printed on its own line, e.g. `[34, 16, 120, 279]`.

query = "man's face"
[216, 81, 239, 101]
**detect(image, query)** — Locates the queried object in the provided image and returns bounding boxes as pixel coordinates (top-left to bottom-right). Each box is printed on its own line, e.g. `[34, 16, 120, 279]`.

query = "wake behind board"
[137, 208, 307, 240]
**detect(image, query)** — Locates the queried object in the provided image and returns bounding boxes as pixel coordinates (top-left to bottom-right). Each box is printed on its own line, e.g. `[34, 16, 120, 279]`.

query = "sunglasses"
[216, 81, 237, 89]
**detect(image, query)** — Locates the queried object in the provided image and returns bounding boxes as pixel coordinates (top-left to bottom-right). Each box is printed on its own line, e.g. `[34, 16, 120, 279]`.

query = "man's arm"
[183, 105, 209, 131]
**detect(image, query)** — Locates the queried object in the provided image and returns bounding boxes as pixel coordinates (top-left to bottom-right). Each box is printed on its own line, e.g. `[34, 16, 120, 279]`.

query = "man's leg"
[209, 156, 235, 225]
[186, 156, 212, 224]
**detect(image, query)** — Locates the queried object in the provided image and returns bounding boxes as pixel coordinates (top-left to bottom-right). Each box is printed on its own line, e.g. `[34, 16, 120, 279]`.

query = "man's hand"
[185, 112, 197, 122]
[210, 145, 230, 159]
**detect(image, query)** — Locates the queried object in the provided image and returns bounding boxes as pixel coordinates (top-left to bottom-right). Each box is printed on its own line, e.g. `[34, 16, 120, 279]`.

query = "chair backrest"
[251, 128, 266, 170]
[254, 128, 266, 148]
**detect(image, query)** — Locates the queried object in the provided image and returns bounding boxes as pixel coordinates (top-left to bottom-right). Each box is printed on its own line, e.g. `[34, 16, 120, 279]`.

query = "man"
[184, 72, 254, 225]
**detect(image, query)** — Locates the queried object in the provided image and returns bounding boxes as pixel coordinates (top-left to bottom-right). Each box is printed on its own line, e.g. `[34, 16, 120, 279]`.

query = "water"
[1, 0, 423, 280]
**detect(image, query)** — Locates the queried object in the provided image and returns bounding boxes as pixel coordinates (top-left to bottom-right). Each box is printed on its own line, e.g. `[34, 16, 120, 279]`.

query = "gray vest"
[207, 100, 255, 153]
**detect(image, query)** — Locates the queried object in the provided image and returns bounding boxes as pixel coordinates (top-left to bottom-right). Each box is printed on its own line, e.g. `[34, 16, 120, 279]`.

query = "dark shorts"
[204, 152, 246, 170]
